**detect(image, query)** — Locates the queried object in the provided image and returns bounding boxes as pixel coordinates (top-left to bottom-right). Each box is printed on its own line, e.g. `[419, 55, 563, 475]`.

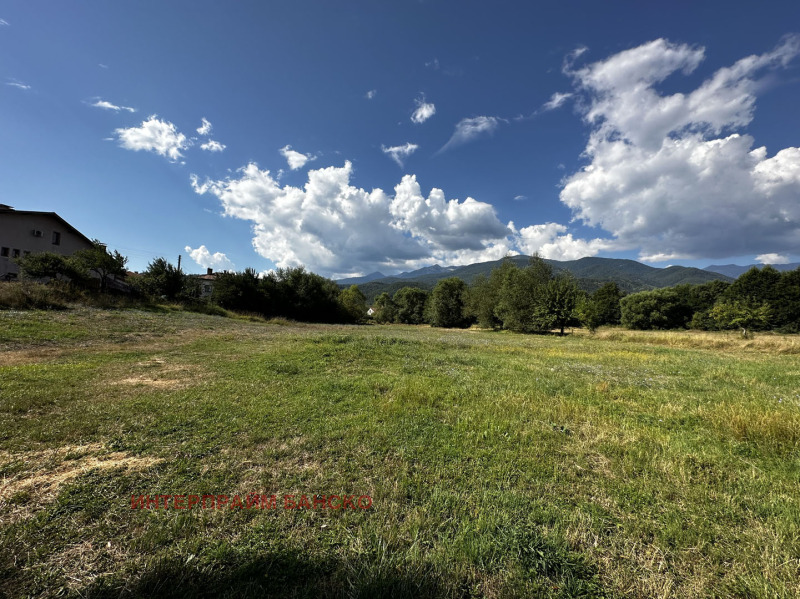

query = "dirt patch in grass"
[0, 347, 68, 365]
[110, 356, 203, 390]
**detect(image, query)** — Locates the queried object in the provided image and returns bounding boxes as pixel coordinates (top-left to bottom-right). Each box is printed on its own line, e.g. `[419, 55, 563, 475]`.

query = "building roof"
[0, 204, 95, 247]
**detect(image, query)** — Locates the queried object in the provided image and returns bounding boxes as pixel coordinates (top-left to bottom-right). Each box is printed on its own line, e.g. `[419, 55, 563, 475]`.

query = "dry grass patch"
[108, 356, 203, 390]
[0, 443, 162, 522]
[592, 328, 800, 354]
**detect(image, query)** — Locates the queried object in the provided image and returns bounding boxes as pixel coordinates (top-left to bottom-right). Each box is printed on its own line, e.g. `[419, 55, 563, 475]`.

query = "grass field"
[1, 308, 799, 598]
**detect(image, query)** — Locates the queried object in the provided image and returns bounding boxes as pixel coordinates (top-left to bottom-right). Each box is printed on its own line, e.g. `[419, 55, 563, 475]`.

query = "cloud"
[279, 145, 316, 170]
[382, 143, 419, 167]
[440, 116, 503, 152]
[541, 92, 573, 111]
[190, 161, 511, 277]
[411, 95, 436, 124]
[559, 36, 800, 262]
[90, 98, 136, 112]
[5, 79, 30, 91]
[197, 118, 212, 136]
[514, 222, 610, 261]
[0, 19, 9, 26]
[425, 58, 440, 70]
[756, 253, 790, 264]
[365, 89, 377, 100]
[185, 245, 235, 271]
[200, 140, 226, 152]
[513, 195, 527, 201]
[114, 115, 190, 162]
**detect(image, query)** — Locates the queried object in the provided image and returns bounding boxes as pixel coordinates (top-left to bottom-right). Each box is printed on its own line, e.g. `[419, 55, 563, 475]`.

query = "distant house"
[0, 204, 94, 279]
[197, 268, 217, 298]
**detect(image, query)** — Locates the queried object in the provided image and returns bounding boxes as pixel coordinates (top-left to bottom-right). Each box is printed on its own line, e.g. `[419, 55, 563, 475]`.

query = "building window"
[52, 231, 61, 245]
[12, 249, 20, 258]
[0, 247, 8, 257]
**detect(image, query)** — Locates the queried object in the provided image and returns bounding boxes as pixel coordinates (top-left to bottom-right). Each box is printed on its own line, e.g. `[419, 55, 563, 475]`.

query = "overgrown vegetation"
[7, 249, 800, 337]
[1, 309, 798, 597]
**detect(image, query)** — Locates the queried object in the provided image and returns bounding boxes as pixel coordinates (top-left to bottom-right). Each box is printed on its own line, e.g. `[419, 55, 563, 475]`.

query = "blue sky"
[2, 1, 799, 277]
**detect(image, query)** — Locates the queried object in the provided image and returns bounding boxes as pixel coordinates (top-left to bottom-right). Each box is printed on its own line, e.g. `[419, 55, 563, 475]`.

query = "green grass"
[1, 310, 799, 598]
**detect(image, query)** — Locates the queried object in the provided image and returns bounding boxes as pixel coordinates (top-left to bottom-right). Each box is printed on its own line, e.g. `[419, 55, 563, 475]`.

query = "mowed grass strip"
[1, 310, 798, 598]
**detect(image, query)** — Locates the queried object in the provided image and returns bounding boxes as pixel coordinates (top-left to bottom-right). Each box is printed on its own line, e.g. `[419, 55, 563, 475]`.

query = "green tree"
[428, 277, 471, 328]
[576, 294, 601, 333]
[710, 300, 771, 338]
[15, 252, 81, 282]
[70, 241, 128, 293]
[773, 268, 800, 333]
[723, 266, 781, 306]
[467, 258, 517, 329]
[620, 288, 692, 330]
[542, 274, 581, 335]
[212, 268, 263, 313]
[393, 287, 428, 324]
[372, 292, 397, 324]
[339, 285, 367, 323]
[494, 256, 553, 333]
[591, 282, 623, 326]
[137, 257, 184, 300]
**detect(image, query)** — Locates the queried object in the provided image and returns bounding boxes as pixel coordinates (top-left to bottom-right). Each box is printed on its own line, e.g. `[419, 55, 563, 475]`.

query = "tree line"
[372, 257, 799, 338]
[14, 250, 799, 336]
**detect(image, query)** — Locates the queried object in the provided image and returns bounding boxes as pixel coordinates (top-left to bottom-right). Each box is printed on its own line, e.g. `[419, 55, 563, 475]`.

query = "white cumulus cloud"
[559, 36, 800, 262]
[365, 89, 377, 100]
[114, 115, 190, 162]
[190, 161, 511, 277]
[514, 222, 610, 261]
[280, 145, 316, 170]
[197, 118, 213, 136]
[90, 98, 136, 112]
[382, 143, 419, 167]
[411, 95, 436, 124]
[756, 253, 790, 265]
[200, 140, 226, 152]
[185, 245, 235, 271]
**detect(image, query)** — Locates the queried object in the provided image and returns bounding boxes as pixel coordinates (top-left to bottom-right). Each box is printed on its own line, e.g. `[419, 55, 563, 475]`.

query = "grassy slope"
[1, 309, 798, 598]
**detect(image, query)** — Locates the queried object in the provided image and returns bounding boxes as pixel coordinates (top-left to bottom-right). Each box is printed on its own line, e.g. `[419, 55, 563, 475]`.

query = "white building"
[0, 204, 94, 279]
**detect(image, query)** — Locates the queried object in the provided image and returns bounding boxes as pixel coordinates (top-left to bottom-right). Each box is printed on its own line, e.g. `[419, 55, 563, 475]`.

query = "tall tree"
[339, 285, 367, 323]
[495, 256, 553, 333]
[468, 258, 517, 330]
[70, 241, 127, 293]
[542, 274, 581, 335]
[591, 282, 623, 326]
[393, 287, 428, 324]
[372, 292, 397, 324]
[428, 277, 471, 328]
[137, 257, 184, 300]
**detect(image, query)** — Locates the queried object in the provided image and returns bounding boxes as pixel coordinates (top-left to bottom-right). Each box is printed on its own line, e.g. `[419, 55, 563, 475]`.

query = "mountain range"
[702, 263, 800, 278]
[338, 256, 748, 303]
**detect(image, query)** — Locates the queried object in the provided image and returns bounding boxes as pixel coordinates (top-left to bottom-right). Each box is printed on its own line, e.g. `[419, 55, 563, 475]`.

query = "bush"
[0, 281, 71, 310]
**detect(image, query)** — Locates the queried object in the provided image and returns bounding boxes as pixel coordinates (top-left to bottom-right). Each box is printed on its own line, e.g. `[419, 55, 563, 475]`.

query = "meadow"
[1, 308, 798, 598]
